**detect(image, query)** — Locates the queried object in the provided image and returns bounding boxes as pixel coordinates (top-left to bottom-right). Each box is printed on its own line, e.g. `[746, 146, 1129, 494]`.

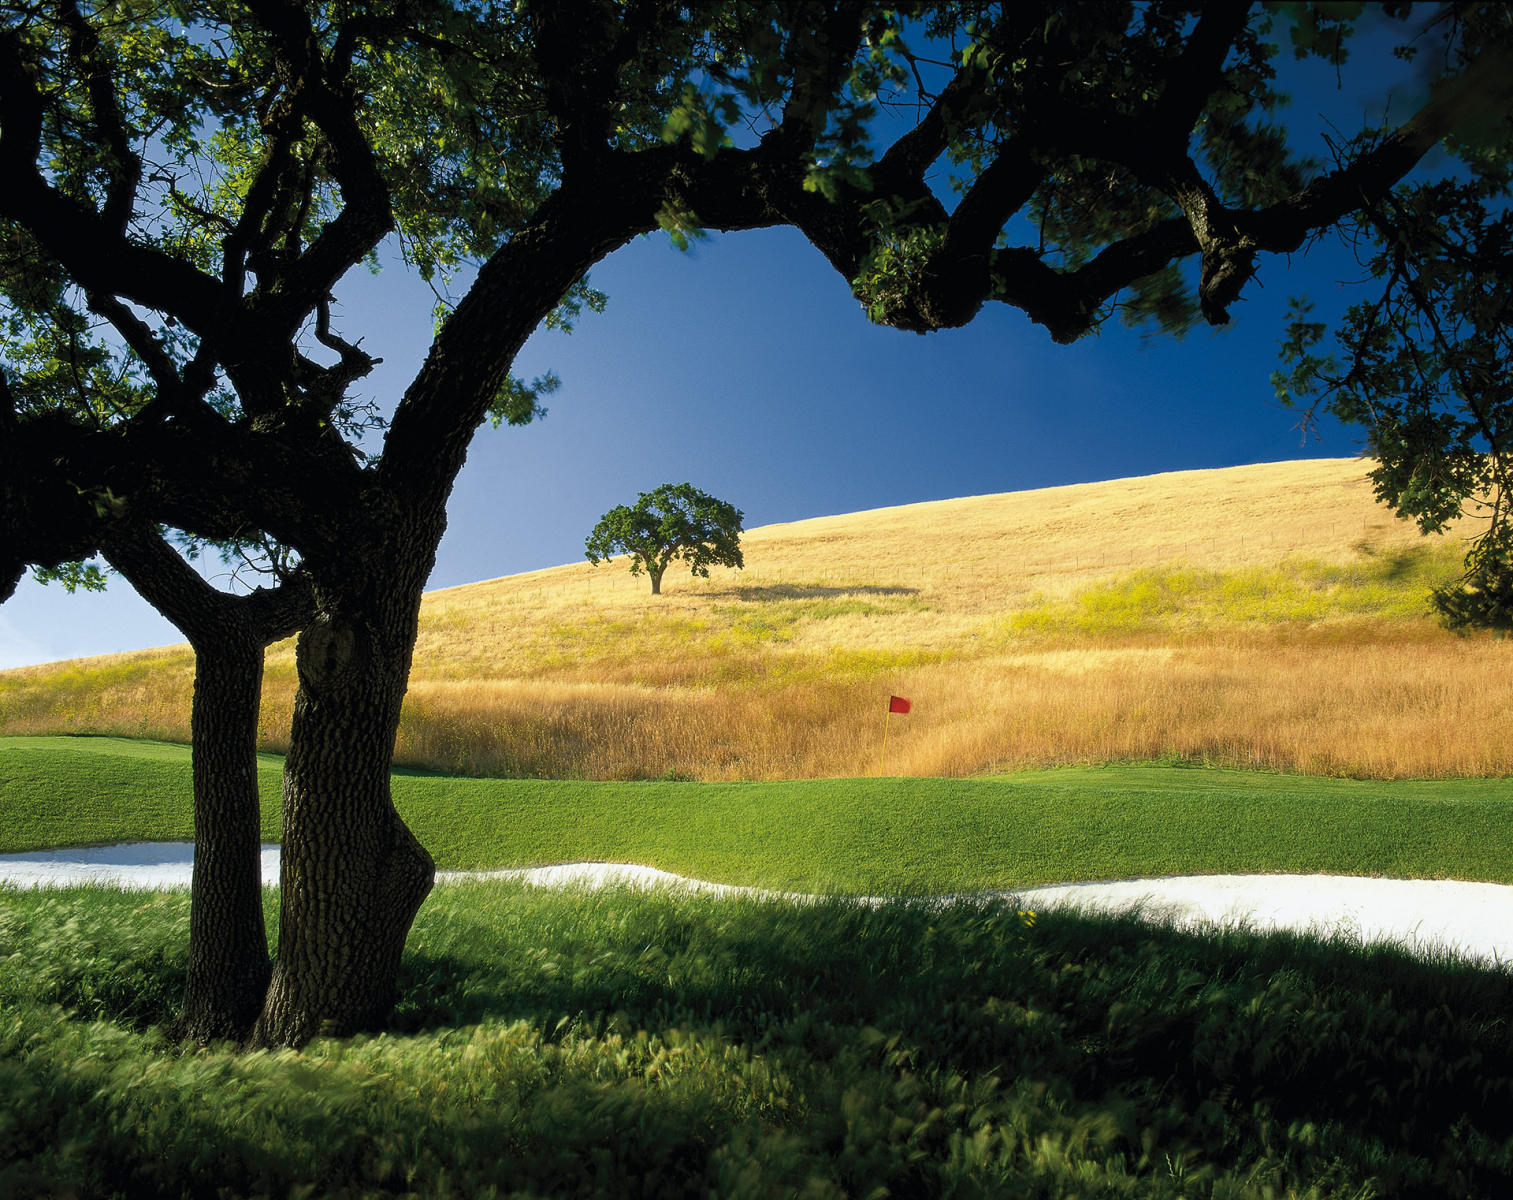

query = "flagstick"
[879, 709, 891, 776]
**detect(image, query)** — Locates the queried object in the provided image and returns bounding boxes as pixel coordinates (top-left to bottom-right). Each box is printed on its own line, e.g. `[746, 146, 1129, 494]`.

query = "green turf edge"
[3, 736, 1511, 892]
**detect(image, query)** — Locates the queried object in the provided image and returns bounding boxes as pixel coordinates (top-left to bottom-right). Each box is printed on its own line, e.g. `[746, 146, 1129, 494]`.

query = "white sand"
[2, 843, 1509, 968]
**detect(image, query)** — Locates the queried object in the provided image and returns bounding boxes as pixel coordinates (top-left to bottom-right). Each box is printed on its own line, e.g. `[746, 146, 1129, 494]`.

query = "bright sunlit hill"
[4, 457, 1511, 780]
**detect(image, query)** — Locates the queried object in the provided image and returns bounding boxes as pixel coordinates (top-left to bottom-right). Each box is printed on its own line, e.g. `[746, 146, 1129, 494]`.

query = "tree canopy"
[3, 1, 1510, 1045]
[6, 2, 1509, 587]
[586, 482, 744, 594]
[1273, 12, 1513, 631]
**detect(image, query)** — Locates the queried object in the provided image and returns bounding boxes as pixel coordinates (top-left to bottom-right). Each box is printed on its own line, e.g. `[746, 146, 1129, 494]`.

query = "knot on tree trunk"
[1198, 239, 1258, 326]
[298, 614, 362, 690]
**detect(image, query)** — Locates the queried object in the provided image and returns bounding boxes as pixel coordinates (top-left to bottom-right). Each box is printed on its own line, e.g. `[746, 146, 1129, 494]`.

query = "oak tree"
[586, 483, 744, 595]
[3, 1, 1509, 1046]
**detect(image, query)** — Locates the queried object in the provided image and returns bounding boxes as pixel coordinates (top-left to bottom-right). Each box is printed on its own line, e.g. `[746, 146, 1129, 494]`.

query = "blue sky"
[0, 21, 1418, 670]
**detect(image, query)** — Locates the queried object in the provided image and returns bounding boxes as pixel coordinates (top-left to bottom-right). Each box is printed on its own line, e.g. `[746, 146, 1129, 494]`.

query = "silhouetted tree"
[4, 1, 1508, 1044]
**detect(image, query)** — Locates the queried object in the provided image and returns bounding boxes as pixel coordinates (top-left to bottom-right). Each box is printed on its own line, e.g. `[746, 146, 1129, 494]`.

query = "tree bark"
[100, 521, 311, 1043]
[177, 630, 274, 1042]
[250, 600, 435, 1047]
[248, 174, 652, 1047]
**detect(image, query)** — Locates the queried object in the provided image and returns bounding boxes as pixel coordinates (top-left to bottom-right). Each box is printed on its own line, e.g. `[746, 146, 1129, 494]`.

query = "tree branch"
[238, 0, 395, 338]
[85, 292, 185, 401]
[769, 3, 868, 152]
[1244, 46, 1513, 253]
[99, 518, 314, 651]
[1151, 5, 1253, 142]
[874, 63, 979, 185]
[312, 297, 380, 386]
[0, 27, 45, 183]
[964, 38, 1513, 341]
[376, 139, 785, 509]
[5, 395, 368, 579]
[530, 0, 625, 174]
[873, 4, 1046, 187]
[219, 109, 303, 303]
[989, 219, 1198, 343]
[376, 173, 647, 508]
[0, 31, 233, 346]
[55, 0, 143, 234]
[925, 138, 1045, 326]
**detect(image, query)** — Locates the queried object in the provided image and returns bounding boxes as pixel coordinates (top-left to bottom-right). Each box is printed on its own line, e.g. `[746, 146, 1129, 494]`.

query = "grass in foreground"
[2, 881, 1511, 1198]
[4, 736, 1513, 889]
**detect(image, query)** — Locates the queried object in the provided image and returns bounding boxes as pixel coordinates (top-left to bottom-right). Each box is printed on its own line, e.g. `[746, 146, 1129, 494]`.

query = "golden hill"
[4, 457, 1511, 780]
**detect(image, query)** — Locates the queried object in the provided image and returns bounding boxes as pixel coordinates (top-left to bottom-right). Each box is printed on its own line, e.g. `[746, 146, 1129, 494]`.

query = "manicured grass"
[4, 736, 1512, 890]
[0, 735, 284, 849]
[3, 880, 1511, 1197]
[5, 734, 1513, 1195]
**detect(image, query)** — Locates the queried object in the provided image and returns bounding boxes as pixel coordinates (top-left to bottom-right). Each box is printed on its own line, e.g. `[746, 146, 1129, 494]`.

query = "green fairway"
[0, 735, 285, 851]
[3, 735, 1510, 890]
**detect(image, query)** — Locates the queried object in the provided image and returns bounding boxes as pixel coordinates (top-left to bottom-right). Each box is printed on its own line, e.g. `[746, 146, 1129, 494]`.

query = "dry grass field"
[4, 457, 1511, 780]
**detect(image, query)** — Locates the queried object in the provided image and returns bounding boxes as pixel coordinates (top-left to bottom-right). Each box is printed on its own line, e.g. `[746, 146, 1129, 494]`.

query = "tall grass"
[4, 459, 1510, 780]
[3, 881, 1512, 1198]
[0, 646, 199, 741]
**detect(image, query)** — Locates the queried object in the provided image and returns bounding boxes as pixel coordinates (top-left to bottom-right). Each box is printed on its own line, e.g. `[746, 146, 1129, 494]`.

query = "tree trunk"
[176, 632, 273, 1042]
[101, 522, 310, 1044]
[250, 605, 435, 1047]
[242, 173, 655, 1047]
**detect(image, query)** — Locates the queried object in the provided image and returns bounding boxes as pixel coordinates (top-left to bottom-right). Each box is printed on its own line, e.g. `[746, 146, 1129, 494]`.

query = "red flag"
[888, 695, 911, 714]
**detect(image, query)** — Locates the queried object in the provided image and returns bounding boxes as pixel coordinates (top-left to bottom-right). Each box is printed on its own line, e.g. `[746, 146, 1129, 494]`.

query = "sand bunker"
[2, 843, 1509, 968]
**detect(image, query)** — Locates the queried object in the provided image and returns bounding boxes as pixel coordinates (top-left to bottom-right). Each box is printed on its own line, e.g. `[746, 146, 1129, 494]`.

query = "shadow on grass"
[8, 882, 1513, 1196]
[385, 885, 1513, 1189]
[389, 762, 453, 778]
[394, 884, 1513, 1032]
[1352, 539, 1444, 582]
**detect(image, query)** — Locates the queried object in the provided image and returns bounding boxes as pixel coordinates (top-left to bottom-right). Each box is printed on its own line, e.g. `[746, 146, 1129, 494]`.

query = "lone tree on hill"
[3, 1, 1512, 1046]
[586, 483, 744, 595]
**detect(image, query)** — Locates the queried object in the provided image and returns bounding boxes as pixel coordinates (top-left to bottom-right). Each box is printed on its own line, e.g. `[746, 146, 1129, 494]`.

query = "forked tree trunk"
[242, 176, 643, 1047]
[250, 606, 435, 1047]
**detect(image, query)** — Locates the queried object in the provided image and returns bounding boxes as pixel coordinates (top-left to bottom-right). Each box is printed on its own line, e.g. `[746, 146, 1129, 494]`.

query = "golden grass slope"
[4, 457, 1511, 780]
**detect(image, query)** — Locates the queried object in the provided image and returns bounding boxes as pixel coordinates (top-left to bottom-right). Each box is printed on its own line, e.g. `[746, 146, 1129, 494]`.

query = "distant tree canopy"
[2, 0, 1510, 1046]
[586, 483, 744, 594]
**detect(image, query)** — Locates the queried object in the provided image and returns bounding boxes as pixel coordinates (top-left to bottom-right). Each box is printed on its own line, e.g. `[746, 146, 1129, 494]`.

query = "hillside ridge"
[4, 457, 1509, 782]
[434, 457, 1411, 598]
